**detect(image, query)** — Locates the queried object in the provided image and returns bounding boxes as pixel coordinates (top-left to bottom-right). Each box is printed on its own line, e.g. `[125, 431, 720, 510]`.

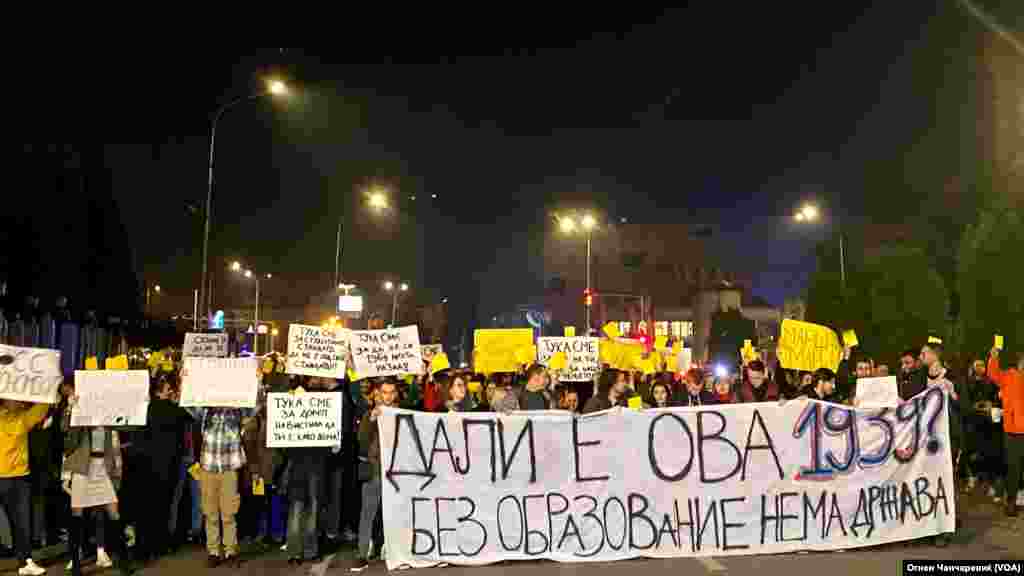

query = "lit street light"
[557, 212, 599, 333]
[794, 202, 845, 291]
[383, 281, 410, 325]
[232, 262, 273, 354]
[334, 186, 393, 293]
[231, 261, 242, 272]
[200, 79, 289, 326]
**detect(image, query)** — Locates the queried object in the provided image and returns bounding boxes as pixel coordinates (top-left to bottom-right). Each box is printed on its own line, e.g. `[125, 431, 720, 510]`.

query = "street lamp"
[383, 281, 409, 325]
[557, 212, 599, 332]
[200, 79, 289, 327]
[794, 202, 845, 290]
[334, 186, 392, 293]
[232, 263, 273, 354]
[146, 282, 162, 317]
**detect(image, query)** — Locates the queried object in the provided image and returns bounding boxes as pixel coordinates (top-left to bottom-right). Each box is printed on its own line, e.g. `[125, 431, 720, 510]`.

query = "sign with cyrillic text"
[286, 324, 349, 379]
[266, 392, 342, 448]
[71, 370, 150, 427]
[0, 345, 62, 404]
[351, 326, 423, 378]
[183, 333, 228, 358]
[180, 357, 258, 408]
[537, 337, 599, 382]
[380, 389, 954, 569]
[777, 319, 843, 372]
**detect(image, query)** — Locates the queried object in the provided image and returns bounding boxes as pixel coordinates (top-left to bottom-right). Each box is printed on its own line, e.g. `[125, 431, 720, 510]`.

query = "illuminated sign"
[339, 295, 363, 313]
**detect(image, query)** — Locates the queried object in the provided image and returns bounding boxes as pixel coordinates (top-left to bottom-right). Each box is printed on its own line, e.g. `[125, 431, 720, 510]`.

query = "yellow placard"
[672, 341, 681, 355]
[927, 336, 943, 344]
[602, 322, 620, 339]
[85, 357, 99, 371]
[514, 345, 537, 366]
[564, 326, 576, 338]
[107, 355, 129, 370]
[842, 330, 859, 348]
[627, 396, 643, 410]
[347, 368, 362, 382]
[467, 381, 482, 393]
[776, 319, 842, 372]
[290, 386, 306, 395]
[253, 478, 265, 496]
[655, 336, 668, 350]
[262, 358, 275, 374]
[994, 335, 1004, 350]
[548, 351, 568, 371]
[473, 329, 535, 373]
[430, 352, 451, 374]
[638, 357, 656, 375]
[188, 463, 201, 480]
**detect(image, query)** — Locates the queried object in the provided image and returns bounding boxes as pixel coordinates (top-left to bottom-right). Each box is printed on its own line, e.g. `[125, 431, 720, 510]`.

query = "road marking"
[698, 557, 727, 572]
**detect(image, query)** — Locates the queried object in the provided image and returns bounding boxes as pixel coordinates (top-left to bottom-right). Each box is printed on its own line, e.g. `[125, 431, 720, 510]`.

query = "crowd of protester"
[0, 341, 1020, 574]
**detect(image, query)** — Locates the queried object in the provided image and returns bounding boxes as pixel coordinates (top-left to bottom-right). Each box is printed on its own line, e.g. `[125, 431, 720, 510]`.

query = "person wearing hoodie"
[988, 347, 1024, 517]
[582, 369, 628, 414]
[0, 398, 51, 576]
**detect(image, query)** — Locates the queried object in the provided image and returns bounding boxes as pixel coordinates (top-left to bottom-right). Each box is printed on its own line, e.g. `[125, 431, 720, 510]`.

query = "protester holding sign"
[62, 388, 133, 576]
[518, 365, 554, 411]
[738, 360, 779, 402]
[581, 369, 628, 414]
[0, 399, 51, 576]
[350, 379, 399, 572]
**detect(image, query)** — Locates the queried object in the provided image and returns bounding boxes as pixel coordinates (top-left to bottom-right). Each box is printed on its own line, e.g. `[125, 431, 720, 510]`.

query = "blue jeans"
[286, 473, 320, 560]
[190, 476, 202, 536]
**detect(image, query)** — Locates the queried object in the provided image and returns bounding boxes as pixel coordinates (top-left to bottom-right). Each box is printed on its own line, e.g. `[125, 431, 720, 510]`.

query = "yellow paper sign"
[842, 330, 859, 348]
[474, 329, 534, 373]
[147, 351, 164, 369]
[467, 381, 481, 393]
[655, 336, 668, 350]
[776, 319, 842, 372]
[430, 352, 451, 374]
[548, 351, 568, 371]
[85, 357, 99, 371]
[253, 478, 265, 496]
[927, 336, 943, 345]
[347, 368, 362, 382]
[672, 341, 681, 355]
[628, 396, 643, 410]
[602, 322, 620, 339]
[995, 335, 1004, 350]
[514, 345, 537, 366]
[262, 358, 275, 374]
[564, 326, 576, 338]
[107, 355, 129, 370]
[638, 357, 656, 376]
[291, 386, 306, 395]
[188, 463, 201, 480]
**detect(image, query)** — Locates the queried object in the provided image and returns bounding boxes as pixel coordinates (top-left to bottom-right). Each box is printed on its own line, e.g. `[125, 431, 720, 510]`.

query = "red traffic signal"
[584, 289, 593, 307]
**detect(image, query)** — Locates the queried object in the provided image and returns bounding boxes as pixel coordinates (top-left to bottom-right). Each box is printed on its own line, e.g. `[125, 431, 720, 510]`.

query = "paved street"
[5, 494, 1020, 575]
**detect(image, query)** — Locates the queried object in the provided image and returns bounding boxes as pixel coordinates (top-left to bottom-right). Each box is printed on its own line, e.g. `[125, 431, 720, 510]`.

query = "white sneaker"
[19, 559, 46, 576]
[96, 547, 113, 568]
[1017, 490, 1024, 505]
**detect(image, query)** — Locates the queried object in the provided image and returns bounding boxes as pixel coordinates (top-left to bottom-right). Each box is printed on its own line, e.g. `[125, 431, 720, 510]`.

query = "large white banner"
[286, 324, 349, 379]
[266, 392, 343, 448]
[351, 326, 423, 378]
[380, 388, 954, 569]
[537, 337, 600, 382]
[0, 345, 63, 404]
[180, 357, 258, 408]
[71, 370, 150, 427]
[183, 333, 228, 358]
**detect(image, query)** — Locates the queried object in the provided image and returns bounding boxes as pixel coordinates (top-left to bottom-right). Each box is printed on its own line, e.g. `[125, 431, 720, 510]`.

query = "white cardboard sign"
[266, 392, 342, 448]
[0, 345, 63, 404]
[286, 324, 349, 379]
[855, 376, 900, 408]
[180, 357, 258, 408]
[183, 333, 228, 358]
[537, 337, 600, 382]
[351, 326, 423, 378]
[71, 370, 150, 427]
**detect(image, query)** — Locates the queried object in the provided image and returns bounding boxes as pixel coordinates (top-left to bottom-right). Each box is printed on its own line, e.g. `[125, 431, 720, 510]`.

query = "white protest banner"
[855, 376, 900, 409]
[180, 357, 258, 408]
[0, 344, 62, 404]
[71, 370, 149, 427]
[183, 333, 228, 358]
[286, 324, 349, 379]
[266, 392, 342, 448]
[537, 337, 600, 382]
[351, 326, 423, 378]
[380, 387, 954, 569]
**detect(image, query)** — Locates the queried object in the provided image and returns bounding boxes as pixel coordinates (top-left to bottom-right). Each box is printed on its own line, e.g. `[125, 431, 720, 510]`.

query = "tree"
[957, 202, 1024, 364]
[806, 236, 948, 367]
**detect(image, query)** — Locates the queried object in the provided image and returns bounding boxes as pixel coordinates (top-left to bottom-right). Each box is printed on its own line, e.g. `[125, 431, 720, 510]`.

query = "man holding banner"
[350, 379, 399, 572]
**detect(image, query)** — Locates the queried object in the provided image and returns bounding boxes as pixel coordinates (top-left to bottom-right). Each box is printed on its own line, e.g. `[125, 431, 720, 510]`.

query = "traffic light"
[584, 289, 593, 307]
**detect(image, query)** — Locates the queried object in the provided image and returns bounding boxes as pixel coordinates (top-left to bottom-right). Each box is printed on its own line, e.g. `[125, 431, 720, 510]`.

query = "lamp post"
[795, 203, 845, 291]
[233, 262, 273, 354]
[557, 213, 598, 333]
[335, 187, 390, 293]
[383, 281, 409, 326]
[200, 80, 288, 327]
[146, 283, 161, 317]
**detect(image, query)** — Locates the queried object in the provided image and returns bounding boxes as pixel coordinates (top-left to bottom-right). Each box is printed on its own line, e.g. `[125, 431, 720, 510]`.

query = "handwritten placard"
[776, 319, 842, 372]
[183, 333, 228, 358]
[266, 392, 342, 448]
[537, 337, 600, 382]
[180, 357, 258, 408]
[473, 329, 535, 373]
[351, 326, 423, 378]
[286, 324, 350, 379]
[0, 344, 62, 404]
[70, 370, 150, 427]
[856, 376, 900, 408]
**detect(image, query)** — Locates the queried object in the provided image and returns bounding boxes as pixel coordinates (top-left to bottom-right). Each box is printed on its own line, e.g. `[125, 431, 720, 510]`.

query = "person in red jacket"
[988, 347, 1024, 517]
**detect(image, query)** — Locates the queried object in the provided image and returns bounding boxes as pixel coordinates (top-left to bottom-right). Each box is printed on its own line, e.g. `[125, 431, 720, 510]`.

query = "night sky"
[28, 3, 1008, 323]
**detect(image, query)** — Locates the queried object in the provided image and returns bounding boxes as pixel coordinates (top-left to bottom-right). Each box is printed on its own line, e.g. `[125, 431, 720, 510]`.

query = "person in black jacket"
[677, 369, 718, 407]
[582, 369, 628, 414]
[323, 376, 358, 547]
[898, 348, 927, 400]
[966, 358, 1005, 500]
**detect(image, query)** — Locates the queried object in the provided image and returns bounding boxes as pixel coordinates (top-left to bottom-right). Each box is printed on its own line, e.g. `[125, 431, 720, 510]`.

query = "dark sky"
[28, 3, 1007, 322]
